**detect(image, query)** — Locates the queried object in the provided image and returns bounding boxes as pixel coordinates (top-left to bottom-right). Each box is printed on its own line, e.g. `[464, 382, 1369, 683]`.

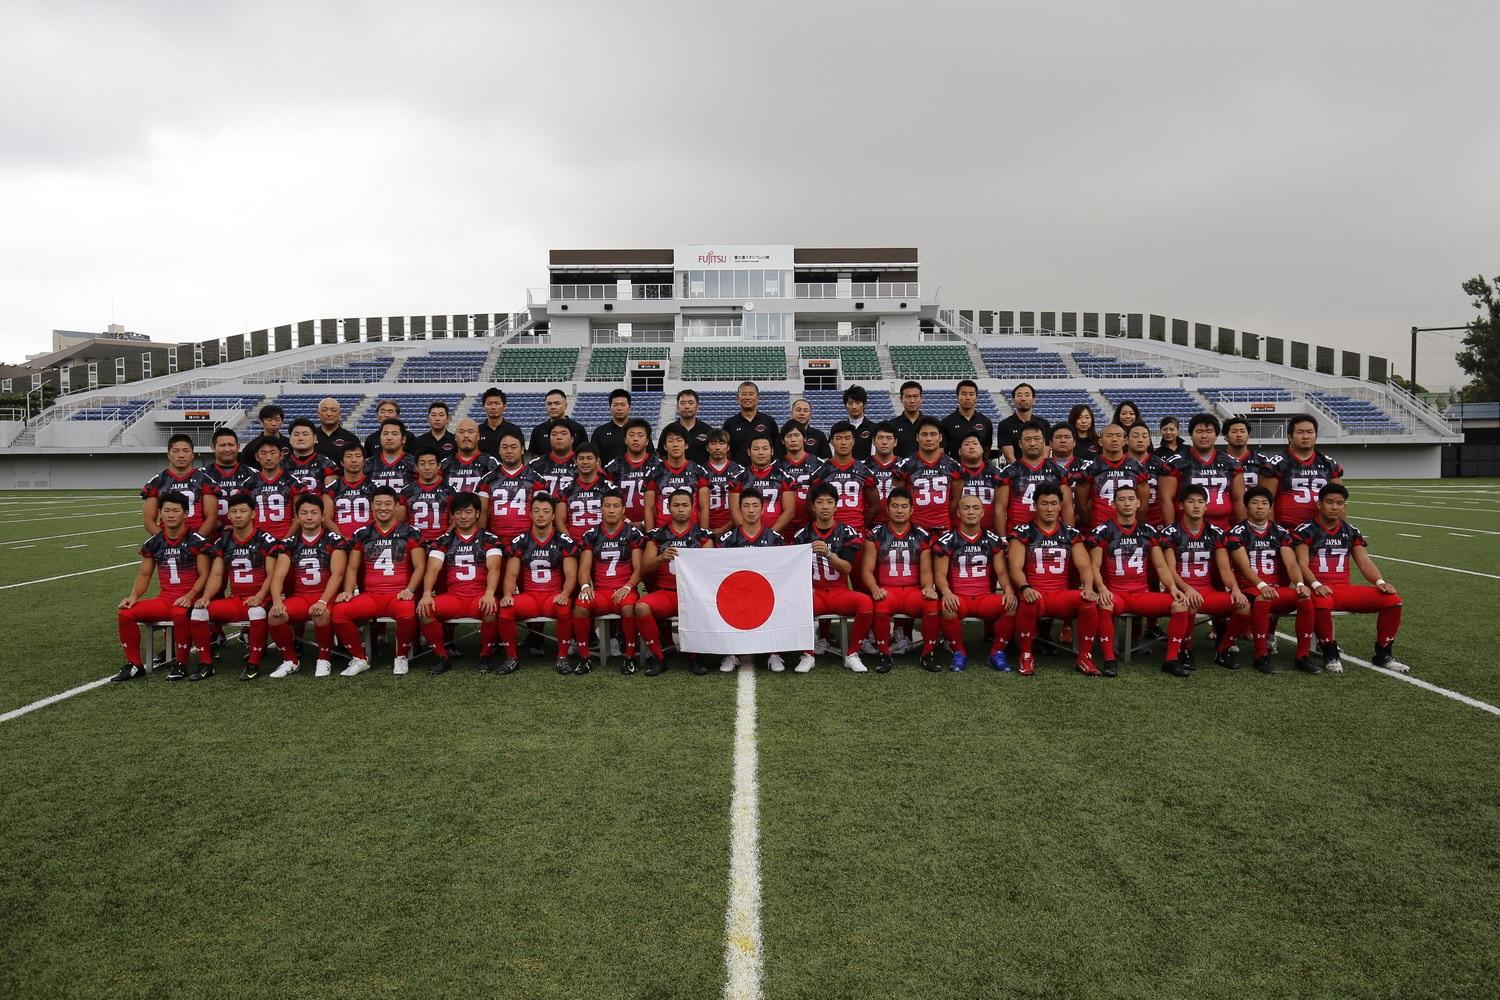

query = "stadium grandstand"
[0, 243, 1459, 487]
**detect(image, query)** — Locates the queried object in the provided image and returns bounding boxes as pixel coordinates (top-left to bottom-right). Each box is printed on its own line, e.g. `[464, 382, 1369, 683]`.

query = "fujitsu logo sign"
[697, 251, 727, 265]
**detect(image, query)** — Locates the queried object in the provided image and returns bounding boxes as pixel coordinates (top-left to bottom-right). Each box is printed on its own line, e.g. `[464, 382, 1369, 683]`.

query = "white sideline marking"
[1450, 533, 1473, 538]
[1358, 499, 1500, 513]
[63, 543, 88, 549]
[1370, 554, 1500, 582]
[9, 544, 33, 550]
[723, 663, 764, 1000]
[0, 677, 114, 725]
[0, 561, 138, 590]
[12, 508, 141, 524]
[1274, 632, 1500, 718]
[1, 525, 138, 545]
[1397, 533, 1422, 538]
[1356, 516, 1500, 536]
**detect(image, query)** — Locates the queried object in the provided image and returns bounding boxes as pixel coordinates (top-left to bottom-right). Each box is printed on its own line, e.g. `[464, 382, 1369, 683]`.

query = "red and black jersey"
[1000, 457, 1072, 529]
[868, 455, 905, 505]
[281, 529, 348, 597]
[815, 458, 877, 528]
[351, 523, 424, 594]
[1159, 522, 1227, 591]
[1225, 448, 1267, 491]
[1291, 518, 1366, 587]
[327, 476, 374, 536]
[529, 452, 578, 498]
[140, 529, 210, 600]
[647, 523, 713, 590]
[1226, 520, 1294, 587]
[1177, 449, 1241, 526]
[562, 474, 613, 535]
[715, 524, 784, 549]
[428, 529, 504, 598]
[905, 454, 962, 532]
[932, 528, 1005, 597]
[580, 523, 646, 589]
[1088, 520, 1161, 594]
[1130, 452, 1176, 526]
[369, 452, 418, 494]
[649, 460, 709, 523]
[956, 462, 1006, 526]
[604, 453, 662, 523]
[401, 479, 456, 542]
[480, 464, 546, 541]
[247, 469, 297, 539]
[776, 454, 827, 527]
[202, 463, 253, 520]
[1080, 455, 1149, 528]
[507, 529, 578, 593]
[1263, 450, 1344, 528]
[284, 452, 337, 497]
[701, 459, 747, 531]
[794, 521, 864, 590]
[745, 464, 791, 520]
[142, 467, 217, 534]
[866, 523, 930, 588]
[1011, 521, 1084, 593]
[213, 528, 283, 598]
[1052, 455, 1092, 488]
[442, 452, 500, 494]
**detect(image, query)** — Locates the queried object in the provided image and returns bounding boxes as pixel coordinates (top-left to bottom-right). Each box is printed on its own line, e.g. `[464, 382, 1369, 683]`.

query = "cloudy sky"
[2, 1, 1496, 388]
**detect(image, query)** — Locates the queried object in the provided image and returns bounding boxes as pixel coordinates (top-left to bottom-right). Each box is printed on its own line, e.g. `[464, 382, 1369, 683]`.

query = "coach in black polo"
[527, 388, 588, 457]
[659, 387, 713, 463]
[940, 379, 994, 457]
[840, 385, 876, 459]
[997, 382, 1051, 463]
[723, 381, 779, 464]
[888, 380, 927, 458]
[313, 397, 362, 463]
[476, 387, 525, 457]
[589, 388, 645, 465]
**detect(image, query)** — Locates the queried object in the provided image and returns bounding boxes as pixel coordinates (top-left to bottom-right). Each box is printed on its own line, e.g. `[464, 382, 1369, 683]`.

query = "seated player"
[195, 494, 282, 681]
[743, 435, 795, 537]
[416, 493, 505, 675]
[603, 418, 661, 527]
[701, 429, 746, 532]
[715, 488, 786, 673]
[561, 442, 612, 538]
[776, 424, 827, 541]
[932, 493, 1016, 672]
[401, 448, 456, 544]
[333, 487, 427, 677]
[247, 435, 297, 539]
[818, 422, 878, 529]
[113, 491, 213, 683]
[1087, 487, 1195, 676]
[997, 424, 1073, 535]
[442, 418, 500, 494]
[479, 428, 545, 540]
[861, 487, 940, 673]
[142, 433, 218, 538]
[636, 489, 715, 675]
[645, 428, 710, 532]
[266, 495, 349, 678]
[496, 494, 578, 675]
[1292, 483, 1406, 673]
[1158, 484, 1252, 668]
[325, 442, 375, 536]
[1226, 485, 1315, 673]
[792, 483, 872, 673]
[1008, 484, 1102, 677]
[954, 432, 1005, 535]
[572, 489, 647, 675]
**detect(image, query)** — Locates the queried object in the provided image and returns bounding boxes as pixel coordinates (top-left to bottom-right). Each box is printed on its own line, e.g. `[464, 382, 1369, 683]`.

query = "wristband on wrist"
[1375, 578, 1386, 586]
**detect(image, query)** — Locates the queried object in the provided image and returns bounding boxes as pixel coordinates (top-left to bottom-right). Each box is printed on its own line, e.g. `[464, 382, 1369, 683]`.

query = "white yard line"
[1356, 499, 1500, 514]
[8, 508, 141, 524]
[1274, 632, 1500, 718]
[0, 525, 139, 545]
[8, 544, 33, 550]
[723, 663, 764, 1000]
[1369, 554, 1500, 582]
[63, 543, 88, 549]
[0, 677, 115, 725]
[0, 561, 138, 590]
[1397, 533, 1422, 538]
[1355, 516, 1500, 536]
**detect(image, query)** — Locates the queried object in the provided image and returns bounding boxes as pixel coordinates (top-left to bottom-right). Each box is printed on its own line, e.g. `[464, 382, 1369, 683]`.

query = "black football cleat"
[1371, 642, 1407, 671]
[875, 652, 894, 674]
[428, 658, 452, 677]
[643, 653, 665, 677]
[1252, 655, 1275, 674]
[1213, 649, 1239, 670]
[689, 657, 708, 676]
[165, 663, 189, 682]
[554, 656, 573, 675]
[152, 649, 170, 667]
[188, 664, 215, 682]
[239, 662, 260, 681]
[918, 651, 941, 673]
[1179, 648, 1196, 671]
[111, 663, 147, 683]
[1162, 659, 1191, 678]
[573, 657, 596, 676]
[1101, 660, 1119, 678]
[477, 657, 496, 674]
[496, 657, 519, 675]
[1319, 642, 1344, 674]
[620, 656, 638, 675]
[1293, 656, 1322, 674]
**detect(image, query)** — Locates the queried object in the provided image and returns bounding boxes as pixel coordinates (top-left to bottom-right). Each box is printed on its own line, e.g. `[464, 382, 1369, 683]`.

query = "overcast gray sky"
[2, 0, 1496, 388]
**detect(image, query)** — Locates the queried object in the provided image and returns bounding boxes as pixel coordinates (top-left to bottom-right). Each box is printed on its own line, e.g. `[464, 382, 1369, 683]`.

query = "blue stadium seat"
[1099, 388, 1206, 426]
[979, 348, 1071, 379]
[1074, 353, 1166, 379]
[396, 351, 489, 383]
[70, 401, 154, 422]
[1308, 393, 1406, 433]
[299, 357, 394, 383]
[353, 393, 466, 435]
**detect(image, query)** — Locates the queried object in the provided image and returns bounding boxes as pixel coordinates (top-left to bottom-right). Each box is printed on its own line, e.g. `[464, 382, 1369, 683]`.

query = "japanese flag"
[676, 545, 814, 654]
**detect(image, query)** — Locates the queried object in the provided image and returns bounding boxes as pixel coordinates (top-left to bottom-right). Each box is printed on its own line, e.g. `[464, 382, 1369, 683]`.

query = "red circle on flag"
[716, 571, 775, 631]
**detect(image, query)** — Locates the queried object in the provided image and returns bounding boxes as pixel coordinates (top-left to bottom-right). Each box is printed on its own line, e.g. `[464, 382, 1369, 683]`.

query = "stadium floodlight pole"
[1410, 325, 1469, 384]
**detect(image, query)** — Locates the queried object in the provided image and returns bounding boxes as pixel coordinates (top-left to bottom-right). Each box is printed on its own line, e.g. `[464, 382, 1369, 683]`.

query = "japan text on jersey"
[352, 523, 423, 593]
[213, 530, 283, 597]
[933, 528, 1004, 596]
[650, 460, 708, 518]
[141, 530, 210, 596]
[746, 466, 789, 516]
[867, 523, 930, 587]
[282, 530, 348, 595]
[203, 464, 253, 519]
[401, 480, 456, 539]
[328, 477, 374, 533]
[1082, 456, 1147, 521]
[581, 523, 645, 587]
[508, 530, 578, 592]
[1226, 449, 1265, 490]
[1160, 523, 1226, 588]
[1179, 449, 1241, 517]
[1226, 521, 1293, 585]
[1291, 518, 1366, 587]
[142, 468, 217, 528]
[1013, 521, 1083, 591]
[777, 454, 826, 500]
[1088, 520, 1160, 591]
[795, 521, 864, 587]
[564, 475, 613, 533]
[1264, 450, 1344, 524]
[530, 453, 579, 498]
[701, 459, 747, 524]
[284, 452, 335, 495]
[605, 454, 662, 519]
[715, 524, 784, 548]
[868, 456, 905, 502]
[905, 454, 961, 524]
[429, 529, 504, 595]
[369, 453, 418, 493]
[247, 470, 296, 533]
[817, 459, 877, 524]
[480, 465, 545, 532]
[957, 462, 1005, 513]
[442, 452, 500, 494]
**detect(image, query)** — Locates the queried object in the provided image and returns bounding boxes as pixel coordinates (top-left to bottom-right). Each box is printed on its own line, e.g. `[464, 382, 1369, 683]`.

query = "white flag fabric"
[676, 544, 814, 654]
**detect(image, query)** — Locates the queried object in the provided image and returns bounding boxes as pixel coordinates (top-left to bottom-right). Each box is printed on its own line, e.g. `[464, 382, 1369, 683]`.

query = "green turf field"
[2, 482, 1498, 998]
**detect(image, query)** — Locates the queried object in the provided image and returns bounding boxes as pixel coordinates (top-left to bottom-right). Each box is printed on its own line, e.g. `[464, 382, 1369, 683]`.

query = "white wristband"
[1375, 579, 1385, 586]
[1307, 579, 1319, 589]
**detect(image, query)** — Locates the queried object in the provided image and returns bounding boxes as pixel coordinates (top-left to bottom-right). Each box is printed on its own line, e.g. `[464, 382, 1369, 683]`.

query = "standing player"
[1126, 424, 1178, 528]
[480, 429, 545, 540]
[644, 429, 710, 531]
[637, 489, 716, 675]
[325, 443, 375, 537]
[932, 494, 1015, 672]
[604, 418, 661, 526]
[246, 436, 297, 540]
[332, 487, 426, 677]
[266, 495, 348, 678]
[775, 424, 827, 540]
[1158, 484, 1252, 668]
[531, 423, 579, 498]
[284, 418, 338, 498]
[142, 434, 218, 537]
[442, 418, 500, 494]
[113, 492, 213, 682]
[572, 489, 646, 674]
[1262, 415, 1344, 530]
[401, 449, 456, 544]
[561, 443, 612, 538]
[818, 422, 879, 529]
[954, 432, 1005, 534]
[701, 429, 746, 532]
[1226, 485, 1314, 673]
[368, 420, 418, 493]
[715, 488, 787, 672]
[496, 495, 578, 676]
[1074, 424, 1147, 530]
[997, 425, 1075, 535]
[1087, 488, 1195, 676]
[196, 494, 282, 681]
[1008, 484, 1102, 677]
[793, 483, 872, 673]
[1292, 483, 1405, 673]
[744, 435, 795, 537]
[1222, 418, 1265, 490]
[861, 487, 940, 673]
[416, 493, 506, 675]
[905, 417, 962, 536]
[1174, 414, 1246, 532]
[867, 424, 905, 518]
[203, 427, 253, 524]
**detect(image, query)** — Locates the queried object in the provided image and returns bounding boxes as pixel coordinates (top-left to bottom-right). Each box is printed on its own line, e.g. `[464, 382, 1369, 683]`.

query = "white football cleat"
[844, 653, 868, 673]
[1325, 655, 1344, 674]
[340, 658, 370, 677]
[268, 661, 298, 679]
[393, 656, 410, 676]
[767, 654, 786, 673]
[794, 653, 816, 673]
[314, 659, 332, 678]
[1385, 658, 1410, 674]
[719, 655, 739, 673]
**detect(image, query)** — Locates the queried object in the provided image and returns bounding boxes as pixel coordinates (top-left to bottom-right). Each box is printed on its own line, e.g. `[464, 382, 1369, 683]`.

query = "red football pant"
[873, 587, 940, 653]
[1314, 585, 1402, 646]
[332, 592, 417, 659]
[1096, 592, 1192, 662]
[200, 598, 269, 665]
[1253, 588, 1316, 658]
[1184, 589, 1253, 653]
[938, 594, 1014, 654]
[117, 598, 197, 666]
[420, 593, 499, 659]
[635, 590, 679, 659]
[1015, 591, 1098, 660]
[573, 589, 638, 658]
[270, 595, 335, 664]
[499, 591, 573, 656]
[813, 589, 875, 654]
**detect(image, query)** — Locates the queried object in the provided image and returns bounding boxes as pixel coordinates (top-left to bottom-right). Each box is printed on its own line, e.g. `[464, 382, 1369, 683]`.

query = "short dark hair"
[899, 380, 923, 396]
[739, 486, 764, 504]
[1011, 382, 1036, 398]
[1188, 413, 1220, 434]
[1048, 424, 1075, 442]
[780, 422, 805, 440]
[295, 494, 323, 512]
[1179, 483, 1209, 502]
[1319, 482, 1349, 501]
[451, 492, 483, 513]
[372, 486, 398, 501]
[873, 422, 897, 439]
[738, 381, 759, 393]
[574, 442, 599, 458]
[843, 385, 867, 404]
[258, 404, 284, 421]
[829, 421, 855, 438]
[1159, 415, 1180, 430]
[1033, 482, 1063, 502]
[380, 418, 405, 433]
[428, 401, 449, 414]
[227, 493, 254, 510]
[707, 429, 730, 445]
[746, 434, 774, 451]
[414, 447, 442, 463]
[289, 417, 316, 433]
[887, 486, 913, 504]
[956, 379, 978, 394]
[531, 493, 558, 508]
[600, 488, 625, 503]
[1223, 417, 1250, 436]
[167, 433, 194, 449]
[956, 431, 983, 448]
[916, 415, 943, 434]
[158, 490, 189, 511]
[808, 482, 838, 504]
[608, 388, 631, 402]
[481, 387, 506, 403]
[253, 436, 283, 455]
[1018, 424, 1045, 439]
[341, 442, 364, 456]
[662, 426, 687, 443]
[498, 428, 524, 446]
[1244, 485, 1273, 506]
[212, 427, 238, 443]
[1288, 414, 1319, 434]
[545, 388, 567, 401]
[624, 417, 651, 435]
[677, 387, 699, 402]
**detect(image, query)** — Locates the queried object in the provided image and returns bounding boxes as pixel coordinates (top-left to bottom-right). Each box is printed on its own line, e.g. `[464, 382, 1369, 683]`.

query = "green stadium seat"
[887, 344, 976, 379]
[490, 347, 580, 382]
[680, 346, 788, 381]
[796, 345, 882, 380]
[585, 347, 672, 381]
